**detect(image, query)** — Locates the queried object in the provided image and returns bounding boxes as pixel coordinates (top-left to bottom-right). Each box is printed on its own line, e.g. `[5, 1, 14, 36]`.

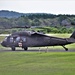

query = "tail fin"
[70, 31, 75, 39]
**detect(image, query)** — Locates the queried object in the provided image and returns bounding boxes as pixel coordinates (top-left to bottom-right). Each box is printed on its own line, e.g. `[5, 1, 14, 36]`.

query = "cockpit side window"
[10, 37, 14, 42]
[16, 37, 20, 42]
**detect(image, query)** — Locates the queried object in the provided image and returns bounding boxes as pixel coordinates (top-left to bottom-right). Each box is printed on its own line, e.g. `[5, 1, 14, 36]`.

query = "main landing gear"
[11, 46, 28, 51]
[11, 46, 15, 51]
[62, 45, 68, 51]
[23, 47, 28, 51]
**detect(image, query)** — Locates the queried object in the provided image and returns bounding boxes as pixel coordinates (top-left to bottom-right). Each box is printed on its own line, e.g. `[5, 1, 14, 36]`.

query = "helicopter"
[1, 29, 75, 51]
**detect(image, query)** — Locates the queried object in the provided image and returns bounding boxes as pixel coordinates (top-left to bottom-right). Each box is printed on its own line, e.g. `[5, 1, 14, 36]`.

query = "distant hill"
[0, 10, 25, 18]
[0, 10, 56, 18]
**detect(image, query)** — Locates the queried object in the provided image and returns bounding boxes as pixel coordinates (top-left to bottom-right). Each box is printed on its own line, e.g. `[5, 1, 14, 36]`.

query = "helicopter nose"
[1, 41, 7, 47]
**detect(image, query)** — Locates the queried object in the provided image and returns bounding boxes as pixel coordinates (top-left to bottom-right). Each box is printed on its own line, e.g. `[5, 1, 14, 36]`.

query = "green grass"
[46, 33, 71, 38]
[0, 52, 75, 75]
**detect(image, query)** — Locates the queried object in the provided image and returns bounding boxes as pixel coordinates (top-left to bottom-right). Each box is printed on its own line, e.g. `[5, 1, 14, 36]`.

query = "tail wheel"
[11, 47, 15, 51]
[24, 47, 28, 51]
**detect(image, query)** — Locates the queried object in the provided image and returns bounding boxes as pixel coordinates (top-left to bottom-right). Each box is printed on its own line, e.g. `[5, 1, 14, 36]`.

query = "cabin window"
[21, 37, 26, 42]
[10, 37, 14, 42]
[16, 36, 26, 42]
[16, 37, 20, 42]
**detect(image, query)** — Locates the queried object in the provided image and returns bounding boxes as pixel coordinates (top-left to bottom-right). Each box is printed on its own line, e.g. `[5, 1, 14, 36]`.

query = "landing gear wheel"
[11, 47, 15, 51]
[24, 47, 28, 51]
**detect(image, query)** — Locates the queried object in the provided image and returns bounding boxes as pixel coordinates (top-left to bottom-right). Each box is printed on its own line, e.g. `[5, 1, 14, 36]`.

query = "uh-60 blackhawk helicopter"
[1, 26, 75, 51]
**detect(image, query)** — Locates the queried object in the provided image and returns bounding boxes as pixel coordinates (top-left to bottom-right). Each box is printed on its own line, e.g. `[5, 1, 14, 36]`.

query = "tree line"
[0, 11, 75, 33]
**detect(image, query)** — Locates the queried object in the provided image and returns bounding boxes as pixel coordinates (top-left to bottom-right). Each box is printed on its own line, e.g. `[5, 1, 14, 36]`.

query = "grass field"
[0, 34, 75, 75]
[0, 52, 75, 75]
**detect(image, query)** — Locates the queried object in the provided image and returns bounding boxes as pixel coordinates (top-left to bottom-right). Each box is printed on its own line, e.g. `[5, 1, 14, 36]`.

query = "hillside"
[0, 10, 26, 18]
[0, 10, 75, 33]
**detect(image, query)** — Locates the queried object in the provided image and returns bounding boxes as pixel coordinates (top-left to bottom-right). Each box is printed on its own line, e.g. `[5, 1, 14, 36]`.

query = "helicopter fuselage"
[1, 31, 75, 51]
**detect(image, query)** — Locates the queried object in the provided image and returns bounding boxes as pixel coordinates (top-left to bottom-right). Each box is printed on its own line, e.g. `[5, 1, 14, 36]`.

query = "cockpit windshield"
[10, 37, 14, 42]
